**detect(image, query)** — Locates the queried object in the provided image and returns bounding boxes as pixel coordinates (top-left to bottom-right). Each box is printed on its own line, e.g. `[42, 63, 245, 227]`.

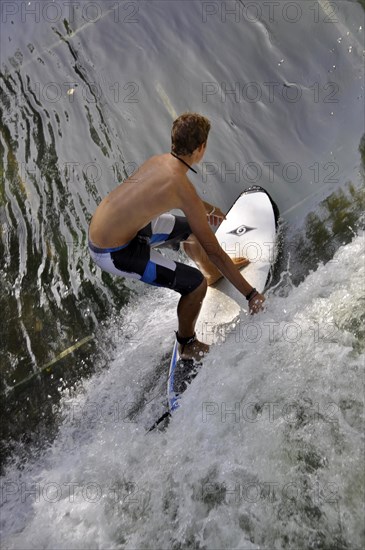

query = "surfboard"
[167, 185, 279, 413]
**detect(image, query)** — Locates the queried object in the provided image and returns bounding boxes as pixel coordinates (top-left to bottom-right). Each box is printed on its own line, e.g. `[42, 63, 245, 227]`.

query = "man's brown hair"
[171, 112, 211, 156]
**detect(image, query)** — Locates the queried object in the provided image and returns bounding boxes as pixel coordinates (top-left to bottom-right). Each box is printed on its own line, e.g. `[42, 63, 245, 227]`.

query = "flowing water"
[0, 1, 364, 548]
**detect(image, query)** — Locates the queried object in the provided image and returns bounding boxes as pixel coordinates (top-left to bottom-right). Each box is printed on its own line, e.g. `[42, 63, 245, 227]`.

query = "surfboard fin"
[146, 410, 171, 433]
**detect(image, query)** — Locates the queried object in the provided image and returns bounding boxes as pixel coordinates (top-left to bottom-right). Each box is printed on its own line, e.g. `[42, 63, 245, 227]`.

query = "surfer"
[89, 112, 265, 361]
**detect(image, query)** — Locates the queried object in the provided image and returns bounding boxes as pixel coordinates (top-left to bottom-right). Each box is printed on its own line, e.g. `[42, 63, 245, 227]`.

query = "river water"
[1, 1, 364, 548]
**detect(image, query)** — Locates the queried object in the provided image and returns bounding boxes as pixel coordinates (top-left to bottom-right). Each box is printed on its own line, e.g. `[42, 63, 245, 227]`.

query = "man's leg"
[145, 214, 244, 360]
[176, 278, 209, 361]
[183, 235, 249, 285]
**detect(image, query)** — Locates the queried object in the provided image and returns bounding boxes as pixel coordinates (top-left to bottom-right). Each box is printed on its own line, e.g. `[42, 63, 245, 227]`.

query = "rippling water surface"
[0, 1, 364, 548]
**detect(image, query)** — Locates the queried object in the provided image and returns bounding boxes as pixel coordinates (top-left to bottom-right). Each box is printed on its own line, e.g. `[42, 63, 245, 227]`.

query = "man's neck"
[170, 152, 198, 174]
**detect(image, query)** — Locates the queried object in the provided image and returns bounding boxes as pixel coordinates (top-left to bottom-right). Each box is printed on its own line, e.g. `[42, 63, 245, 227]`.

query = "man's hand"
[207, 206, 226, 227]
[248, 292, 265, 314]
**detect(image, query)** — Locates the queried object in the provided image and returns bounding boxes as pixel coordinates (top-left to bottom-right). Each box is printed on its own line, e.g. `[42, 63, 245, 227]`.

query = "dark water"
[0, 1, 364, 548]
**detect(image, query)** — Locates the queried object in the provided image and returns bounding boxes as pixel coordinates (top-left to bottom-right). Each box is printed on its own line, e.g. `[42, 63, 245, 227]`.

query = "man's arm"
[202, 200, 215, 213]
[178, 181, 264, 309]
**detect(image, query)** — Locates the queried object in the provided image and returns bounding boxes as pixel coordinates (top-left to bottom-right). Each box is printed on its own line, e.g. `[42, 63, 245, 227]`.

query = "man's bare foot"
[178, 339, 209, 362]
[206, 257, 250, 286]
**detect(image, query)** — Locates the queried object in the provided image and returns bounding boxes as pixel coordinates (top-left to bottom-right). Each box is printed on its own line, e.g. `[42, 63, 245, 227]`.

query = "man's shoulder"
[148, 152, 170, 164]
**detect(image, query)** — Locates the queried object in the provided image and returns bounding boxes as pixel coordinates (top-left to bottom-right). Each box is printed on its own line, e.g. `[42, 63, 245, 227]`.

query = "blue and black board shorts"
[88, 214, 204, 296]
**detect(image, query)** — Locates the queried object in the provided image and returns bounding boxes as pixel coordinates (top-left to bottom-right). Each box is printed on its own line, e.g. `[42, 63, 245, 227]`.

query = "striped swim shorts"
[88, 214, 204, 296]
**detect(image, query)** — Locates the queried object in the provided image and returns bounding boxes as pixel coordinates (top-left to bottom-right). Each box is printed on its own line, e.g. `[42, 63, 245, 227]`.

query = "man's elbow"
[205, 245, 226, 267]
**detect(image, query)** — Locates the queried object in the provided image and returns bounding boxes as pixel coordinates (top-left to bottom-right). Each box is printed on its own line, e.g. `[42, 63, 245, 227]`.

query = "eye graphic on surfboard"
[228, 224, 256, 236]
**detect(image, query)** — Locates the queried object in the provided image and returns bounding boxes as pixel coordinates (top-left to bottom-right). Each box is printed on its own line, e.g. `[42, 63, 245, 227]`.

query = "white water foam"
[1, 234, 364, 549]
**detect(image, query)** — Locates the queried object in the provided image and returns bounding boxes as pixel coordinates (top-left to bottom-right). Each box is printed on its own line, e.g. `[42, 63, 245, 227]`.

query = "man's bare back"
[89, 153, 193, 249]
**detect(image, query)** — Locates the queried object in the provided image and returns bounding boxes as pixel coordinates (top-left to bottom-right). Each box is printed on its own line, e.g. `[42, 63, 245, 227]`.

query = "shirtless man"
[89, 113, 264, 361]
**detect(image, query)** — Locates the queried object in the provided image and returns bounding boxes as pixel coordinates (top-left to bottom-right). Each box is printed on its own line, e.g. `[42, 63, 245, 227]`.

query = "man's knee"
[174, 263, 205, 296]
[197, 276, 207, 293]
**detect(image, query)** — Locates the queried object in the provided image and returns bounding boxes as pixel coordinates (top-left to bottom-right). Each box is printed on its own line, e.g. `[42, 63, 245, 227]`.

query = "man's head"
[171, 113, 211, 156]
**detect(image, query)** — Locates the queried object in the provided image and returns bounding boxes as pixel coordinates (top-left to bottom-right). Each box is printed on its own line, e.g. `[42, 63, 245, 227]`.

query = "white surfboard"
[167, 186, 279, 412]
